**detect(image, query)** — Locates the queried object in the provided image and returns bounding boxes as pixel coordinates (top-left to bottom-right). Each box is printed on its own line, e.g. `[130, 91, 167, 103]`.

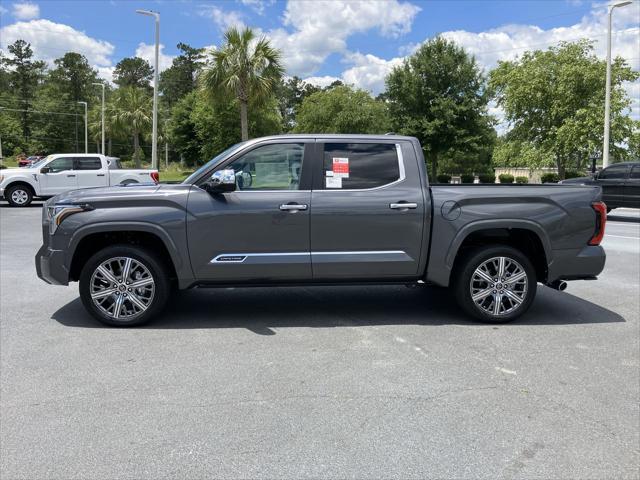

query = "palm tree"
[200, 27, 284, 141]
[109, 86, 152, 167]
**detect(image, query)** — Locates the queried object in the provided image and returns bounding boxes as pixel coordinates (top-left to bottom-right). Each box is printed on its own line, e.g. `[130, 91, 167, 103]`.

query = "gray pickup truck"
[36, 135, 607, 326]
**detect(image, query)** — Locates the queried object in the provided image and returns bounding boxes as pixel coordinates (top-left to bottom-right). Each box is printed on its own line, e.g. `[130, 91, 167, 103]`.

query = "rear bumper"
[35, 244, 69, 285]
[547, 245, 606, 282]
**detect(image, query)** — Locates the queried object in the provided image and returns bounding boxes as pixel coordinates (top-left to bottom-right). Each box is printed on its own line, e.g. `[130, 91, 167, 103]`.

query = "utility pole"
[78, 101, 88, 154]
[136, 9, 160, 170]
[92, 82, 105, 155]
[602, 1, 633, 168]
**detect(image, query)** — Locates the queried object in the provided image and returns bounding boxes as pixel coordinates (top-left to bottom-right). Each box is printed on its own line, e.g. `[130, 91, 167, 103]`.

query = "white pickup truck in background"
[0, 154, 159, 207]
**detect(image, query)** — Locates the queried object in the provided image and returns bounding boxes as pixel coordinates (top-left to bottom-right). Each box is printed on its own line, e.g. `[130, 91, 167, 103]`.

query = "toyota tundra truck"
[35, 135, 607, 326]
[1, 154, 159, 207]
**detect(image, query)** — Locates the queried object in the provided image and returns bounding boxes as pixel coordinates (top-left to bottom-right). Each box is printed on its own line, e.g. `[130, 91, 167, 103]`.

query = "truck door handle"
[389, 202, 417, 210]
[97, 174, 105, 177]
[279, 203, 308, 211]
[67, 174, 76, 178]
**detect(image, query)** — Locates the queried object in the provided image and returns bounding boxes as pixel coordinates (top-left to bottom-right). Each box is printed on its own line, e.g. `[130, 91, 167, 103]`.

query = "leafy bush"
[541, 173, 560, 183]
[460, 174, 475, 183]
[0, 164, 6, 169]
[478, 174, 495, 183]
[515, 176, 528, 184]
[564, 170, 583, 179]
[436, 174, 451, 183]
[498, 173, 515, 184]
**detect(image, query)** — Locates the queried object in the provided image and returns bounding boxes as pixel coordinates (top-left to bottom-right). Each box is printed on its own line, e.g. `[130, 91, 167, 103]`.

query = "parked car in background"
[0, 154, 159, 207]
[36, 135, 606, 327]
[18, 155, 45, 168]
[559, 161, 640, 212]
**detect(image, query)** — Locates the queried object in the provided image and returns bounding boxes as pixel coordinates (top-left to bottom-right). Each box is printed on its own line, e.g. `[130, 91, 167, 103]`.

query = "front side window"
[75, 157, 102, 170]
[322, 143, 400, 190]
[226, 143, 304, 191]
[599, 164, 628, 179]
[47, 157, 73, 173]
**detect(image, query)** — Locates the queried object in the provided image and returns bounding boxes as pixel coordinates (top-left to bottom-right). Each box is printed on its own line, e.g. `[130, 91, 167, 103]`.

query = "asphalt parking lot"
[1, 203, 638, 479]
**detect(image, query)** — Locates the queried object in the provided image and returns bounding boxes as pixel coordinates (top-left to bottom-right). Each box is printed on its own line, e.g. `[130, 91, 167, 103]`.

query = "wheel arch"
[5, 180, 36, 196]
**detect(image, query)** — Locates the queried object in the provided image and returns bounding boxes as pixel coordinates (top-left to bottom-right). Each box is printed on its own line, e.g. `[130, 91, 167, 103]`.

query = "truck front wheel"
[5, 184, 33, 207]
[79, 245, 170, 327]
[454, 245, 537, 323]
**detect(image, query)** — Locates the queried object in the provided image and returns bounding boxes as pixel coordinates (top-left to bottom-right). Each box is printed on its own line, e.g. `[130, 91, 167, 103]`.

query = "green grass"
[0, 157, 19, 168]
[159, 169, 191, 183]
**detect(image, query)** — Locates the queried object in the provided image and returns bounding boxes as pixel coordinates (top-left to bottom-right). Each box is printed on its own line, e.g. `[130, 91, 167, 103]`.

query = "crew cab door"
[309, 140, 427, 280]
[186, 141, 313, 283]
[624, 164, 640, 208]
[39, 157, 77, 195]
[597, 163, 629, 208]
[74, 157, 108, 188]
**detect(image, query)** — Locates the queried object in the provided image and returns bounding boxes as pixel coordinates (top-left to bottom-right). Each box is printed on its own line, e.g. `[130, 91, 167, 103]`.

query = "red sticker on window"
[332, 157, 349, 178]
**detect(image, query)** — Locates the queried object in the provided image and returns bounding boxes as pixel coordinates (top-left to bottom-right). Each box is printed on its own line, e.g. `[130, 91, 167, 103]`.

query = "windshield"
[182, 142, 247, 184]
[29, 156, 53, 168]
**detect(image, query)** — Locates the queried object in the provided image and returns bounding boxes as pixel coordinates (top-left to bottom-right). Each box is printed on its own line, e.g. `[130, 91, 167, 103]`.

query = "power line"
[0, 107, 81, 116]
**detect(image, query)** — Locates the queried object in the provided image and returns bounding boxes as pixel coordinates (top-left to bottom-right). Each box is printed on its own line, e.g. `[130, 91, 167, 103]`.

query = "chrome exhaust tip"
[548, 280, 567, 291]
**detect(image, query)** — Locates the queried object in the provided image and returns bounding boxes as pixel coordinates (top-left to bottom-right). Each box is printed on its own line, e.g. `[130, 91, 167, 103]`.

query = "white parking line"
[605, 235, 640, 240]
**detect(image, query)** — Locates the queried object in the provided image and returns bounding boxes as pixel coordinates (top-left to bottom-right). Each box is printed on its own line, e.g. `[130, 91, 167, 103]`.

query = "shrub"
[498, 173, 515, 184]
[564, 170, 583, 179]
[436, 174, 451, 183]
[541, 173, 560, 183]
[515, 176, 528, 184]
[478, 173, 495, 183]
[460, 174, 475, 184]
[0, 164, 6, 169]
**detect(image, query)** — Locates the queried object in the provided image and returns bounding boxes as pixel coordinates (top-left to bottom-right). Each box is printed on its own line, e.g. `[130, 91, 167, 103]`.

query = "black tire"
[79, 244, 170, 327]
[454, 245, 537, 323]
[606, 207, 613, 214]
[5, 184, 33, 207]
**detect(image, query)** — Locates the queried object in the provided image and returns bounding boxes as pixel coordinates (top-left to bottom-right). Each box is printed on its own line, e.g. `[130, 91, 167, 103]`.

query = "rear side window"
[630, 165, 640, 179]
[322, 143, 400, 190]
[599, 164, 628, 179]
[75, 157, 102, 170]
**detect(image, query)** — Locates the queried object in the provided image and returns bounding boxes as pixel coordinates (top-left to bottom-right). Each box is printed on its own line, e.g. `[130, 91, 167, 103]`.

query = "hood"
[559, 176, 593, 185]
[51, 183, 191, 205]
[1, 168, 32, 177]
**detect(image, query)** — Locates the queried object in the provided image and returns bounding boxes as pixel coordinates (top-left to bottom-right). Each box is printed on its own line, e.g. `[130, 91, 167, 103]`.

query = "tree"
[489, 40, 638, 178]
[109, 87, 152, 167]
[385, 36, 494, 179]
[113, 57, 153, 88]
[159, 43, 205, 108]
[293, 85, 391, 134]
[275, 76, 321, 131]
[200, 27, 284, 141]
[1, 40, 46, 142]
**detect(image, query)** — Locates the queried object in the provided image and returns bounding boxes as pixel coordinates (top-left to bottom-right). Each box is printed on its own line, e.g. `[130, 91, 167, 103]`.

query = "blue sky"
[1, 0, 638, 117]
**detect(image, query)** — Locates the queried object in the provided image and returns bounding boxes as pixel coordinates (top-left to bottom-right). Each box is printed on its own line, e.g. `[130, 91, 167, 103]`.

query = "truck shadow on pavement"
[52, 285, 624, 333]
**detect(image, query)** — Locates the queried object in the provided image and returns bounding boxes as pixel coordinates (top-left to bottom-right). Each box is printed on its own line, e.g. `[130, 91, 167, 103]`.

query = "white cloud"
[341, 52, 404, 95]
[0, 19, 114, 68]
[199, 5, 245, 31]
[239, 0, 275, 15]
[134, 42, 175, 74]
[301, 75, 341, 88]
[267, 0, 420, 77]
[12, 2, 39, 20]
[96, 66, 115, 84]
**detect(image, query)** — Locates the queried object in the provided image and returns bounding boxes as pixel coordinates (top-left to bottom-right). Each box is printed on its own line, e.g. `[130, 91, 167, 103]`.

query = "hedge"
[478, 174, 495, 183]
[460, 174, 475, 183]
[498, 173, 515, 184]
[436, 174, 452, 183]
[541, 173, 560, 183]
[515, 176, 528, 184]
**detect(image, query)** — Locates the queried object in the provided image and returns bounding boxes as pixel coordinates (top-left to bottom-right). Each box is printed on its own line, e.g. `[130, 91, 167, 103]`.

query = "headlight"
[48, 204, 93, 234]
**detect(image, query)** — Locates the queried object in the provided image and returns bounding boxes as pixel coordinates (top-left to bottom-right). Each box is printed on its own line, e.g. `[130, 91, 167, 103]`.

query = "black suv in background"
[560, 162, 640, 212]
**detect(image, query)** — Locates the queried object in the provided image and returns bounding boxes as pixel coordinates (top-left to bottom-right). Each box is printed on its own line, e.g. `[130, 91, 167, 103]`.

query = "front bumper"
[547, 245, 606, 282]
[35, 244, 69, 285]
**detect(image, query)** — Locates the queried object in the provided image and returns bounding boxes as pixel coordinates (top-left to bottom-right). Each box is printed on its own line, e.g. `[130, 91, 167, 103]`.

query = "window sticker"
[326, 176, 342, 188]
[325, 170, 334, 177]
[332, 157, 349, 178]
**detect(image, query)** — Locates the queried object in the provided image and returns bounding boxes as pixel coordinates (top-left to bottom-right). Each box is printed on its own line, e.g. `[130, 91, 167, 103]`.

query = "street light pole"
[136, 9, 160, 170]
[78, 101, 88, 154]
[92, 82, 105, 155]
[602, 0, 633, 168]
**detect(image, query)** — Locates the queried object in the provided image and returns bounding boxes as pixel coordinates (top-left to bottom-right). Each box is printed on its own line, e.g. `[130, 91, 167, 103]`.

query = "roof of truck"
[253, 134, 419, 141]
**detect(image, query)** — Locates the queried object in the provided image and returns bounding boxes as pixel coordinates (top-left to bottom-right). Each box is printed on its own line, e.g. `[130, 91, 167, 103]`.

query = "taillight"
[589, 201, 607, 246]
[150, 171, 159, 184]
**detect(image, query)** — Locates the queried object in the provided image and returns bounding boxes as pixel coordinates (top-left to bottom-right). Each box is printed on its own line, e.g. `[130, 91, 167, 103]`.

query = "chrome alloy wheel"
[90, 256, 155, 320]
[469, 256, 528, 317]
[11, 189, 29, 205]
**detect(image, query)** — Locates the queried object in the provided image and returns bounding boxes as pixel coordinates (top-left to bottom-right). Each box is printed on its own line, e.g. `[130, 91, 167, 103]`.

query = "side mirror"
[40, 166, 50, 174]
[206, 168, 236, 193]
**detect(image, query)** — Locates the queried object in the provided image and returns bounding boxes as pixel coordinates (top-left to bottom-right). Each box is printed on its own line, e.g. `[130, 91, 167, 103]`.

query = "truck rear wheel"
[6, 184, 33, 207]
[79, 245, 170, 327]
[454, 245, 537, 323]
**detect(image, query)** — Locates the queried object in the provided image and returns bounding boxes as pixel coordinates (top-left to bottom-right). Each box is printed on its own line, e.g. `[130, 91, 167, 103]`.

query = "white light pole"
[602, 0, 633, 168]
[78, 101, 88, 154]
[92, 82, 105, 155]
[136, 9, 160, 170]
